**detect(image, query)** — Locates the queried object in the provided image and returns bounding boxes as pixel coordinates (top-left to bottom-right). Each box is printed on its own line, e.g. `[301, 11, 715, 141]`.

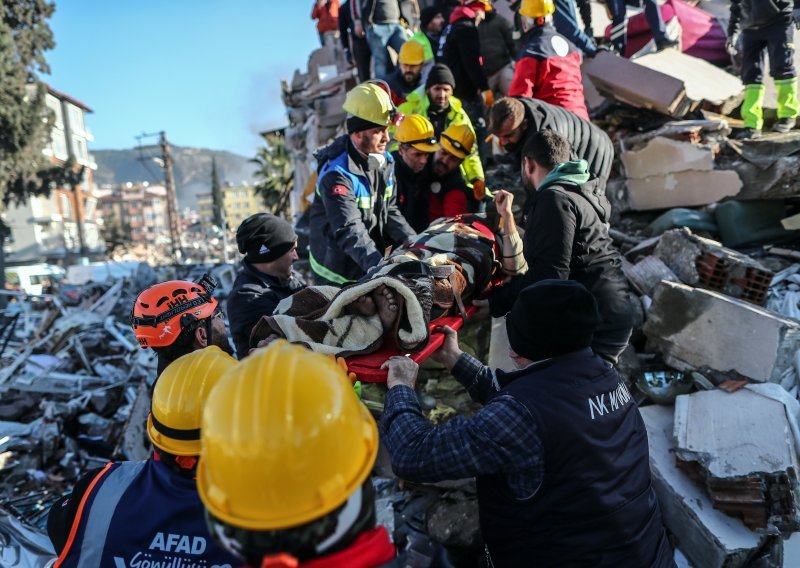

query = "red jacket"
[508, 24, 589, 120]
[312, 0, 341, 33]
[429, 187, 468, 223]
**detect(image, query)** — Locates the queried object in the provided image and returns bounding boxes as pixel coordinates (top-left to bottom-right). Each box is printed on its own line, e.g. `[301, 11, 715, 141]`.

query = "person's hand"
[472, 179, 486, 201]
[472, 298, 490, 320]
[494, 189, 514, 219]
[354, 21, 365, 38]
[383, 356, 419, 389]
[430, 326, 463, 369]
[725, 33, 739, 57]
[248, 333, 282, 355]
[481, 89, 495, 107]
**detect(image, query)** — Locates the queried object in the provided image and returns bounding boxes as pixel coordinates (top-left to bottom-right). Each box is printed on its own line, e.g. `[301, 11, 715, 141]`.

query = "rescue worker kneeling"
[48, 347, 239, 568]
[197, 342, 395, 567]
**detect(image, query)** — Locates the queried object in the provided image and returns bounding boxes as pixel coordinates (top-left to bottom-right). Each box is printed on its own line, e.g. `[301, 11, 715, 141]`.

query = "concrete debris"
[653, 229, 774, 306]
[584, 50, 742, 118]
[623, 256, 680, 297]
[642, 405, 785, 568]
[644, 281, 800, 384]
[720, 132, 800, 201]
[674, 385, 800, 531]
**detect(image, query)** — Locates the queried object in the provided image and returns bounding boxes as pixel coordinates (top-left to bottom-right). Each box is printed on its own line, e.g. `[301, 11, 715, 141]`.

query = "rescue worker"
[380, 280, 675, 567]
[48, 347, 240, 568]
[340, 0, 372, 82]
[198, 342, 396, 567]
[728, 0, 800, 137]
[487, 96, 614, 191]
[392, 113, 442, 231]
[426, 123, 481, 225]
[411, 6, 446, 65]
[606, 0, 680, 55]
[479, 5, 517, 99]
[227, 213, 306, 359]
[310, 81, 417, 286]
[553, 0, 599, 56]
[484, 130, 635, 363]
[352, 0, 412, 80]
[509, 0, 589, 120]
[130, 274, 233, 377]
[436, 0, 493, 165]
[386, 40, 426, 106]
[398, 63, 487, 201]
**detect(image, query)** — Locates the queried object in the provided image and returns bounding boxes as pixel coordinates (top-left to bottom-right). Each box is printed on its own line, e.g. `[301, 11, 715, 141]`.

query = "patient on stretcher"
[249, 214, 526, 357]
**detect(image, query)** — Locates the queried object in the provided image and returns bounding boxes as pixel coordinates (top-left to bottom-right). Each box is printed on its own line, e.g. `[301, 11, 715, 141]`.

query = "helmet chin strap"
[204, 316, 214, 348]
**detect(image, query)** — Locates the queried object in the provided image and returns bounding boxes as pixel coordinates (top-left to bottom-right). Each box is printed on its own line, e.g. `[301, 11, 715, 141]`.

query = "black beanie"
[506, 280, 601, 362]
[236, 213, 296, 263]
[420, 7, 441, 30]
[426, 63, 456, 91]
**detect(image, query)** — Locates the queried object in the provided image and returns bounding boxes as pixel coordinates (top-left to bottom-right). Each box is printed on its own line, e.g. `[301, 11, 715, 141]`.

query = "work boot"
[656, 38, 680, 51]
[732, 127, 761, 140]
[772, 117, 796, 133]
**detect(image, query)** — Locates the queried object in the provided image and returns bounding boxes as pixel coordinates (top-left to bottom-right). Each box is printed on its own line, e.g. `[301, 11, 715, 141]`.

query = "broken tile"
[644, 281, 800, 383]
[653, 228, 774, 305]
[621, 136, 714, 179]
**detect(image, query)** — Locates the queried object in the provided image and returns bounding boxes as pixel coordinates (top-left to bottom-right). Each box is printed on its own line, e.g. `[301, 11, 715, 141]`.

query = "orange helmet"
[130, 274, 218, 349]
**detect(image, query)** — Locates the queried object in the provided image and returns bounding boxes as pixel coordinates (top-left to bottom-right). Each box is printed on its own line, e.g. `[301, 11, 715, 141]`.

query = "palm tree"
[251, 133, 293, 217]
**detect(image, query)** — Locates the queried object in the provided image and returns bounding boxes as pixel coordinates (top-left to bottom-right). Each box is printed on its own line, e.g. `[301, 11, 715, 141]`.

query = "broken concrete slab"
[653, 228, 774, 305]
[633, 49, 744, 115]
[644, 281, 800, 383]
[584, 50, 743, 118]
[623, 256, 680, 297]
[626, 169, 742, 211]
[621, 136, 714, 179]
[641, 405, 784, 568]
[584, 50, 691, 117]
[674, 385, 800, 531]
[720, 132, 800, 201]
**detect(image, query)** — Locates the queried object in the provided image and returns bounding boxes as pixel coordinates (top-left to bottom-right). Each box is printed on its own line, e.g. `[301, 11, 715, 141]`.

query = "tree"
[0, 0, 66, 207]
[251, 133, 293, 217]
[100, 211, 130, 257]
[210, 157, 226, 229]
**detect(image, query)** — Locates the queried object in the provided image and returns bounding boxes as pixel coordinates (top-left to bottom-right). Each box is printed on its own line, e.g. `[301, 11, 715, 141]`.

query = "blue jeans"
[553, 0, 597, 56]
[366, 23, 406, 80]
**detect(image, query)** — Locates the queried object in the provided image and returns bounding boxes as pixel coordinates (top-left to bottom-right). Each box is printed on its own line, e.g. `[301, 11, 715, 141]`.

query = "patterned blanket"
[249, 214, 524, 356]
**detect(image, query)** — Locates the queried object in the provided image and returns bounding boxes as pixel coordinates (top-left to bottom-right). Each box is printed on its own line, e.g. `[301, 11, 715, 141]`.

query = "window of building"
[67, 104, 85, 135]
[50, 130, 68, 160]
[73, 136, 89, 163]
[59, 193, 72, 219]
[45, 95, 64, 128]
[84, 197, 97, 220]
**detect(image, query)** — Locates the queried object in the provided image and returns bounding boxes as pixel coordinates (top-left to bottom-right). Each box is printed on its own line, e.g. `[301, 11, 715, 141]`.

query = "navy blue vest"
[477, 349, 674, 567]
[56, 459, 238, 568]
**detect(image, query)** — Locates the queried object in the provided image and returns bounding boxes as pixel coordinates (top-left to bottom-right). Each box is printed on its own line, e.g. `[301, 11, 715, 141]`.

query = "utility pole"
[159, 132, 181, 262]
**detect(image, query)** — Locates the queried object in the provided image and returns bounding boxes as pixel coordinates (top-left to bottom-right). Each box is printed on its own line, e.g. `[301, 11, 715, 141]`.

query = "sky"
[45, 1, 320, 158]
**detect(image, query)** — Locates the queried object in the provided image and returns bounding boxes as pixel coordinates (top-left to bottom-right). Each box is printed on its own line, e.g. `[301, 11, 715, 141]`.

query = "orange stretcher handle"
[346, 305, 477, 383]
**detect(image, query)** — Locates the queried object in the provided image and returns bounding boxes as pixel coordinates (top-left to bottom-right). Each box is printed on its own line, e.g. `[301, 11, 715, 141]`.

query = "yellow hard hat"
[519, 0, 555, 18]
[440, 123, 477, 160]
[342, 81, 396, 127]
[398, 40, 425, 66]
[197, 341, 379, 531]
[395, 114, 440, 153]
[147, 346, 237, 456]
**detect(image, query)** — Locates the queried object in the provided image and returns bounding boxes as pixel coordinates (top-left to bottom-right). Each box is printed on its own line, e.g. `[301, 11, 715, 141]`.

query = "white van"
[5, 264, 65, 295]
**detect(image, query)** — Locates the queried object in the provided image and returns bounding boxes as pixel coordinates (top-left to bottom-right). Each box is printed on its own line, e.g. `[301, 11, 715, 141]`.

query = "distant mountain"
[92, 147, 258, 210]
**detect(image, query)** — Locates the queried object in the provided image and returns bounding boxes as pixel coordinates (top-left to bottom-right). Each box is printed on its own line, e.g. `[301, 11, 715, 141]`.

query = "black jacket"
[514, 97, 614, 189]
[227, 260, 306, 358]
[489, 177, 633, 360]
[310, 136, 416, 285]
[729, 0, 798, 33]
[478, 11, 516, 77]
[436, 16, 489, 100]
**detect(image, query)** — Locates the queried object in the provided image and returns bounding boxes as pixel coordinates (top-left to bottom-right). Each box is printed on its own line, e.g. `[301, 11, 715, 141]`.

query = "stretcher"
[346, 305, 477, 383]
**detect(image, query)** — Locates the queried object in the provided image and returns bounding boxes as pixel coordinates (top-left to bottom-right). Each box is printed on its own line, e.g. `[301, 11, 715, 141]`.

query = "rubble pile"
[0, 277, 160, 535]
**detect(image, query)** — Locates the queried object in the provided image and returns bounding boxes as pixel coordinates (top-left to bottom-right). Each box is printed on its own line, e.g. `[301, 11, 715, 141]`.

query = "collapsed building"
[4, 0, 800, 566]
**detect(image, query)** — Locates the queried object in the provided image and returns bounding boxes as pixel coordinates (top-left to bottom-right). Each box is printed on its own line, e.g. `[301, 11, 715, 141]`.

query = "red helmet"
[130, 274, 218, 349]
